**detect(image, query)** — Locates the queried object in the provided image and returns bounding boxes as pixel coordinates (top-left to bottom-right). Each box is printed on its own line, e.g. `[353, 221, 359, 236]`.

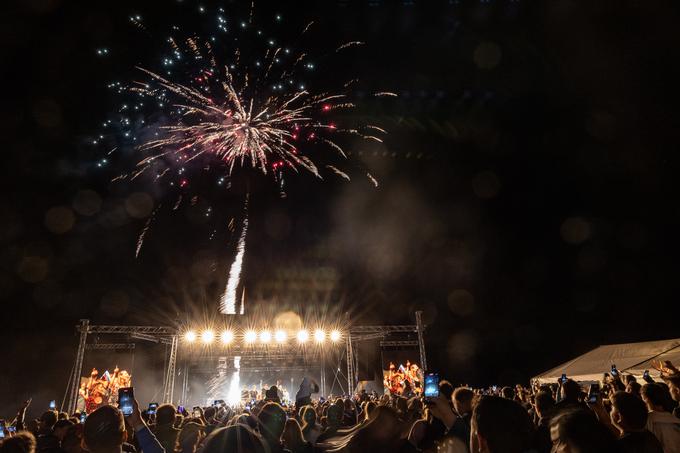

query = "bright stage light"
[184, 330, 197, 342]
[314, 329, 326, 343]
[221, 330, 234, 345]
[297, 329, 309, 343]
[330, 330, 342, 342]
[274, 330, 287, 343]
[201, 330, 215, 344]
[260, 330, 272, 344]
[244, 330, 258, 344]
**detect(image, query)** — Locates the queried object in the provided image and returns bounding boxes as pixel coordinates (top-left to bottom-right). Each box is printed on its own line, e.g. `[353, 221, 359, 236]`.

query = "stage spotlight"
[330, 330, 342, 342]
[244, 330, 258, 344]
[184, 330, 197, 343]
[260, 330, 272, 344]
[221, 330, 234, 345]
[314, 329, 326, 343]
[275, 330, 287, 343]
[297, 329, 309, 343]
[201, 329, 215, 344]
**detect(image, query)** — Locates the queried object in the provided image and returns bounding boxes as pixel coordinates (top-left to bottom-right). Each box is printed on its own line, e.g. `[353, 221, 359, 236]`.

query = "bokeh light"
[314, 329, 326, 343]
[275, 330, 287, 343]
[220, 330, 234, 345]
[201, 329, 215, 344]
[244, 330, 258, 343]
[297, 329, 309, 343]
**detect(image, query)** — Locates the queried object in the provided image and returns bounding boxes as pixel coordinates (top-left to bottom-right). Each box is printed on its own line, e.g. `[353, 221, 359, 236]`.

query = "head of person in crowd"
[201, 425, 267, 453]
[203, 407, 217, 423]
[453, 387, 474, 416]
[326, 403, 343, 428]
[439, 380, 455, 402]
[610, 391, 649, 433]
[175, 422, 204, 453]
[549, 409, 618, 453]
[265, 386, 281, 403]
[533, 391, 555, 421]
[155, 404, 176, 427]
[665, 374, 680, 403]
[561, 379, 583, 402]
[38, 411, 58, 433]
[470, 396, 535, 453]
[58, 413, 68, 421]
[395, 397, 408, 416]
[61, 425, 85, 453]
[53, 419, 74, 442]
[346, 405, 404, 450]
[364, 401, 377, 421]
[301, 406, 316, 429]
[0, 432, 37, 453]
[641, 383, 675, 413]
[500, 386, 515, 400]
[282, 419, 306, 452]
[257, 403, 287, 448]
[625, 381, 642, 397]
[83, 405, 126, 453]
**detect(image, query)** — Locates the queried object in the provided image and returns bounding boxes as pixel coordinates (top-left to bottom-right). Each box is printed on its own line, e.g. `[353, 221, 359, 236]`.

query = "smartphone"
[610, 364, 618, 377]
[79, 413, 86, 423]
[0, 426, 5, 439]
[148, 403, 158, 415]
[118, 387, 134, 416]
[49, 400, 56, 410]
[8, 426, 16, 433]
[587, 383, 600, 404]
[560, 373, 567, 383]
[424, 373, 440, 399]
[177, 406, 185, 413]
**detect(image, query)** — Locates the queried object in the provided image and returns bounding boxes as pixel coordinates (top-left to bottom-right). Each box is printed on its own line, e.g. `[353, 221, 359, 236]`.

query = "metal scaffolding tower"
[344, 310, 427, 394]
[65, 320, 178, 414]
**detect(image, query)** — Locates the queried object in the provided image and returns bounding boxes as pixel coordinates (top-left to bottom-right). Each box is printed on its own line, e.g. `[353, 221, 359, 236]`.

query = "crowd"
[2, 360, 680, 453]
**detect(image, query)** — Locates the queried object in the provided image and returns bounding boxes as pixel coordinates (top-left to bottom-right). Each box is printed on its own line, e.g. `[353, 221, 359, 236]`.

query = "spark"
[327, 165, 350, 181]
[135, 204, 161, 258]
[336, 41, 365, 52]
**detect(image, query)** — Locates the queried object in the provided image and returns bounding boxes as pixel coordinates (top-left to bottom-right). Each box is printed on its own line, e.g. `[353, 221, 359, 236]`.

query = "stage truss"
[65, 311, 426, 413]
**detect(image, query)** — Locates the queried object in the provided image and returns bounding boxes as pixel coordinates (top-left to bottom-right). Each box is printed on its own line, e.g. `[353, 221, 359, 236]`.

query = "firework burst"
[93, 4, 394, 314]
[98, 8, 392, 190]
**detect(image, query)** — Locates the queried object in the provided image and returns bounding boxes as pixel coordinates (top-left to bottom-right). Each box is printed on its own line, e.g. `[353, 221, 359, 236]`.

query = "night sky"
[2, 0, 680, 413]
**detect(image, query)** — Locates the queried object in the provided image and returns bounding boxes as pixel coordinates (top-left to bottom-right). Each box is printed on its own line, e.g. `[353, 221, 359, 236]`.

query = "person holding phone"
[82, 398, 164, 453]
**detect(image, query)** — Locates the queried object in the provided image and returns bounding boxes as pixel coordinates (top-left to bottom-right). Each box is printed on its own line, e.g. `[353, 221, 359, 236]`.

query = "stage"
[63, 312, 427, 412]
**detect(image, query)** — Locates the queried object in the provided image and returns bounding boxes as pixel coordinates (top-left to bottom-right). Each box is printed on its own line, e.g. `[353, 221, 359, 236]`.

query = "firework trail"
[219, 195, 248, 315]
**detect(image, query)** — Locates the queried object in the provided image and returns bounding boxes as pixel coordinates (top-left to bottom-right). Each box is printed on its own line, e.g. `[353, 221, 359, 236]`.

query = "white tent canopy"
[533, 338, 680, 384]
